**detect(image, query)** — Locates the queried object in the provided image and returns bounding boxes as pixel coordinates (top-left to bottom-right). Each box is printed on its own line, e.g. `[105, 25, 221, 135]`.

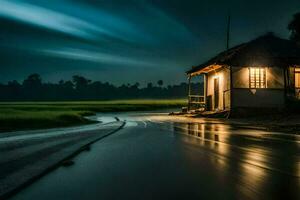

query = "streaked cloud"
[39, 48, 161, 68]
[0, 0, 103, 39]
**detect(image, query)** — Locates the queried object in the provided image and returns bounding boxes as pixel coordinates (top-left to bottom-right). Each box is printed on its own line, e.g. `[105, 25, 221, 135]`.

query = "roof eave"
[187, 64, 224, 76]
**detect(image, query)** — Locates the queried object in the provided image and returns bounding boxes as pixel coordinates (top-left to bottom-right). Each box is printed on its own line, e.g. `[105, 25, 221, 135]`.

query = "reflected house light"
[298, 160, 300, 177]
[238, 149, 267, 191]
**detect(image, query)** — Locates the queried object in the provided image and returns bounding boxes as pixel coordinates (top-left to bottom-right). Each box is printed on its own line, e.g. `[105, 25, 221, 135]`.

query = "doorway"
[295, 68, 300, 99]
[214, 78, 219, 109]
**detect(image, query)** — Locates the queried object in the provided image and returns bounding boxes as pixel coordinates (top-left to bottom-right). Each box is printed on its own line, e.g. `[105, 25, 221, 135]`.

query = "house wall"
[232, 67, 285, 88]
[231, 89, 285, 108]
[231, 66, 285, 108]
[207, 67, 230, 110]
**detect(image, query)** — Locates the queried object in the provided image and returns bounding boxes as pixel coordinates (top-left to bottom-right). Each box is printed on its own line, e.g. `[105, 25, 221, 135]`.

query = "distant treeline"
[0, 74, 203, 101]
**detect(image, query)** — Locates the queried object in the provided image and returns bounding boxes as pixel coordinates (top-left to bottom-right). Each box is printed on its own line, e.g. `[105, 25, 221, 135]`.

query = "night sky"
[0, 0, 300, 85]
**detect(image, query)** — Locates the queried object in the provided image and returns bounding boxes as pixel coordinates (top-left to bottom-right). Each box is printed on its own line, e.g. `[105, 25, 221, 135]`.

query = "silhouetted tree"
[58, 80, 65, 85]
[23, 74, 42, 88]
[60, 80, 75, 99]
[157, 80, 163, 87]
[7, 80, 21, 100]
[147, 82, 153, 89]
[0, 74, 201, 101]
[72, 75, 91, 90]
[288, 12, 300, 44]
[134, 82, 140, 88]
[22, 74, 43, 100]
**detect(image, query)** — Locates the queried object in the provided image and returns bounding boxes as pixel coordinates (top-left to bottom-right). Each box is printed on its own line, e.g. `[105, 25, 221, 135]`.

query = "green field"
[0, 99, 186, 132]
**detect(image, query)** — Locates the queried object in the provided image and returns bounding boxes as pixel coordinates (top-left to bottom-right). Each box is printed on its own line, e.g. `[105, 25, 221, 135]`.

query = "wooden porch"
[187, 72, 207, 112]
[186, 64, 231, 113]
[187, 95, 205, 111]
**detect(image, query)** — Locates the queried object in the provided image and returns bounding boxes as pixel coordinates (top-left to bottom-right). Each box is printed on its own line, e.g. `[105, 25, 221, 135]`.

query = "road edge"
[2, 121, 126, 200]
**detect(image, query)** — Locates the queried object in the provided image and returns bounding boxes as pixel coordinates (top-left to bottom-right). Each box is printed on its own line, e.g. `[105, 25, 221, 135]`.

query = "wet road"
[9, 112, 300, 200]
[0, 117, 124, 198]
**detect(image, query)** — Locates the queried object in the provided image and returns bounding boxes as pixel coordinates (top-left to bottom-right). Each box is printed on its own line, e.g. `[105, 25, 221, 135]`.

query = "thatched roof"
[187, 33, 300, 75]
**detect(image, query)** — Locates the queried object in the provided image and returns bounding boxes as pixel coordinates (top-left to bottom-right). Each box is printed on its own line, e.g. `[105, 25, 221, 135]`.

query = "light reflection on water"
[97, 112, 300, 198]
[170, 121, 300, 199]
[7, 112, 300, 200]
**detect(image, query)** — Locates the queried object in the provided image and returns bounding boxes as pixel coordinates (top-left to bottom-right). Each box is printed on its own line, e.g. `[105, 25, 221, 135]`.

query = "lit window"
[249, 68, 266, 88]
[295, 68, 300, 88]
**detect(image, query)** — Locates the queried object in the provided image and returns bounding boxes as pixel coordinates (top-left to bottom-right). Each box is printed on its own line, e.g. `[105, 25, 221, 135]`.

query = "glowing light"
[249, 67, 266, 88]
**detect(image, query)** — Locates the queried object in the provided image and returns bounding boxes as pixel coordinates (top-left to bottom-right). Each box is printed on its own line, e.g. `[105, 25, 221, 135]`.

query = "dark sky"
[0, 0, 300, 85]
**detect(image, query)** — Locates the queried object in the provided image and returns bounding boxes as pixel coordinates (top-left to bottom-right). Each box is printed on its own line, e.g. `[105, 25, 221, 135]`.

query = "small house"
[186, 33, 300, 116]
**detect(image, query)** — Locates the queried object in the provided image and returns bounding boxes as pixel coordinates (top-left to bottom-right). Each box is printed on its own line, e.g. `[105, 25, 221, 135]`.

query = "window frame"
[249, 67, 267, 89]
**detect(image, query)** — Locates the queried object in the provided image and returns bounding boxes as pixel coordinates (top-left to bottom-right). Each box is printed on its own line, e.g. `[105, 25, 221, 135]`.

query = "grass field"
[0, 99, 186, 132]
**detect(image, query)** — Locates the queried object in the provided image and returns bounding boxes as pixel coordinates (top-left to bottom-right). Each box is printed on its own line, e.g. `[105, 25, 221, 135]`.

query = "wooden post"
[188, 75, 191, 111]
[283, 67, 288, 107]
[223, 90, 225, 110]
[229, 66, 233, 113]
[203, 73, 207, 110]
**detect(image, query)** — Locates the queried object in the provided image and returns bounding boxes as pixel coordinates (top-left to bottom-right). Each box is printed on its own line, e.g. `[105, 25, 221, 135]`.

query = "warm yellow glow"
[190, 64, 223, 76]
[249, 67, 266, 88]
[295, 68, 300, 88]
[295, 67, 300, 72]
[212, 73, 219, 79]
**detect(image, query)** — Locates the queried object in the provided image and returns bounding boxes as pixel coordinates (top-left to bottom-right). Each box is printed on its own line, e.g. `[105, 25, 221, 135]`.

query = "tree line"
[0, 74, 203, 101]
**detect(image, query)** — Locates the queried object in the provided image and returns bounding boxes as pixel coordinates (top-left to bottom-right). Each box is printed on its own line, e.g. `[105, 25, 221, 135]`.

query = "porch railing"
[188, 95, 205, 111]
[188, 95, 205, 104]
